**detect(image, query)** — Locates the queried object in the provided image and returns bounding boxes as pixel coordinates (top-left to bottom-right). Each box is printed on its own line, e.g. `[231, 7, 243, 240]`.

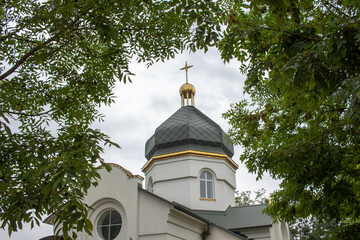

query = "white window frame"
[97, 210, 122, 240]
[89, 198, 127, 240]
[200, 170, 214, 199]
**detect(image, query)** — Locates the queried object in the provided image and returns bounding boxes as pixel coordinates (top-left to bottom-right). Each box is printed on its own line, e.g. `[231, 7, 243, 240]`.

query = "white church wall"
[167, 209, 204, 240]
[167, 206, 244, 240]
[188, 157, 236, 210]
[138, 189, 172, 237]
[208, 225, 245, 240]
[238, 227, 271, 240]
[80, 166, 142, 240]
[215, 179, 236, 207]
[154, 177, 192, 207]
[138, 190, 244, 240]
[189, 176, 235, 210]
[144, 155, 237, 211]
[145, 157, 191, 182]
[139, 234, 168, 240]
[51, 163, 282, 240]
[145, 156, 236, 188]
[188, 156, 237, 188]
[270, 222, 292, 240]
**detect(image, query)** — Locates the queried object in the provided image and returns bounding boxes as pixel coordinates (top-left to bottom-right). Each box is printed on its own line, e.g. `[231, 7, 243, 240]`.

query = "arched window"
[97, 210, 122, 240]
[200, 171, 214, 199]
[147, 178, 153, 193]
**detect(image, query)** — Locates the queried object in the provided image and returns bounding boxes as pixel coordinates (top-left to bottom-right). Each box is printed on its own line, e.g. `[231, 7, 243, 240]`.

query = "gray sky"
[1, 48, 280, 239]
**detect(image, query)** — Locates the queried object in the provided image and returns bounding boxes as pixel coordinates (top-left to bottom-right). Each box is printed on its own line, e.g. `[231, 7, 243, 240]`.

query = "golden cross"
[180, 61, 193, 84]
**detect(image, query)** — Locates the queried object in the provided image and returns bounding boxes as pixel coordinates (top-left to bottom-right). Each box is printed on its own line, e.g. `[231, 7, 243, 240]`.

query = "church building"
[44, 63, 291, 240]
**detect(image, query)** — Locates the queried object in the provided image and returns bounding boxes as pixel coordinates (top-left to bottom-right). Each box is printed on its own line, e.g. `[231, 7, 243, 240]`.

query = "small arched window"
[200, 171, 214, 199]
[147, 178, 153, 193]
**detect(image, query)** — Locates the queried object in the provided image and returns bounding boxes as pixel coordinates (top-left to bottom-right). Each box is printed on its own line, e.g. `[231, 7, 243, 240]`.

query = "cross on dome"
[179, 61, 195, 107]
[180, 61, 193, 84]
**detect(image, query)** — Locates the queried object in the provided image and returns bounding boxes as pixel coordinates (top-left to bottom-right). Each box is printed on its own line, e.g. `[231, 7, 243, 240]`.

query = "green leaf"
[4, 124, 12, 136]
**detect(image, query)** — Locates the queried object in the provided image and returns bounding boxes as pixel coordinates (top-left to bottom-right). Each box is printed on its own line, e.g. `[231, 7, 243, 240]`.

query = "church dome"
[145, 106, 234, 160]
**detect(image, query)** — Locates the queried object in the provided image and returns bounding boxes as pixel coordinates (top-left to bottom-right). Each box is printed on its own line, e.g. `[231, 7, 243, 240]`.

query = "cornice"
[108, 163, 144, 180]
[142, 150, 238, 172]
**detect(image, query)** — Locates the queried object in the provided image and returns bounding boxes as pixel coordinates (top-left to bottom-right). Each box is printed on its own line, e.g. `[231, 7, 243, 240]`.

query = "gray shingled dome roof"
[145, 106, 234, 160]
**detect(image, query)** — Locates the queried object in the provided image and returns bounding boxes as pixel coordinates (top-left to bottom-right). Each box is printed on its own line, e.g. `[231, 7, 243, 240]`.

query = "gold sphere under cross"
[179, 62, 195, 107]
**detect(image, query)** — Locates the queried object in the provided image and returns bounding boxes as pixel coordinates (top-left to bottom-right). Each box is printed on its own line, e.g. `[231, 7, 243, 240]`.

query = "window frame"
[199, 170, 215, 199]
[96, 209, 122, 240]
[89, 198, 127, 240]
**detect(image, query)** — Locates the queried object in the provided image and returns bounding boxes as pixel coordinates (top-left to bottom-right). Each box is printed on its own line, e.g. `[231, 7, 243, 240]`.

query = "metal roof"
[191, 205, 273, 230]
[145, 106, 234, 160]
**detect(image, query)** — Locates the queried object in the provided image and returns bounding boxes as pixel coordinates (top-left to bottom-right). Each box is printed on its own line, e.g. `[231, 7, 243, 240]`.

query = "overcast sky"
[1, 48, 280, 239]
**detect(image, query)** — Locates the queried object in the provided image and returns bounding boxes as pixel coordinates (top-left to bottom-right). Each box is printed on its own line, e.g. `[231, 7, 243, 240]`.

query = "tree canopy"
[220, 0, 360, 237]
[2, 0, 360, 238]
[235, 189, 344, 239]
[0, 0, 221, 238]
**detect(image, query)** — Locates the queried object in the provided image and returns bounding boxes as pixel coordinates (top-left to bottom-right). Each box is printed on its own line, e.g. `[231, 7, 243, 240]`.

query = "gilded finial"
[179, 61, 195, 107]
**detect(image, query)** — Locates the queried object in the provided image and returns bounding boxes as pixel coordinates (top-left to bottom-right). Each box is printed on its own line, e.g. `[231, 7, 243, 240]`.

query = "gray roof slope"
[145, 106, 234, 160]
[191, 205, 273, 230]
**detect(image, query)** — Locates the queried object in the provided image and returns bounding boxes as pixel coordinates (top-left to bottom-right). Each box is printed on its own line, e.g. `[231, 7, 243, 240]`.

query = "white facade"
[59, 163, 291, 240]
[46, 161, 291, 240]
[83, 165, 141, 240]
[75, 164, 245, 240]
[143, 154, 237, 211]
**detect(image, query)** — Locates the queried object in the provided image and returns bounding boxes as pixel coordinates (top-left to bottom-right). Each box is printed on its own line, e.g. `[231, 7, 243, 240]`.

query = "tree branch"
[320, 0, 351, 18]
[10, 35, 39, 44]
[0, 4, 97, 82]
[0, 35, 59, 81]
[7, 110, 52, 117]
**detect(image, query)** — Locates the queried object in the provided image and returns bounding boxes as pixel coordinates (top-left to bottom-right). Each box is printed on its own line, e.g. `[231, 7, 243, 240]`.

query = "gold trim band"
[142, 150, 238, 172]
[199, 198, 216, 202]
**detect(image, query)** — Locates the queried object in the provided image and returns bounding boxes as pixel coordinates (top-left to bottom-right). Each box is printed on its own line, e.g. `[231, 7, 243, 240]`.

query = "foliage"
[220, 0, 360, 236]
[291, 217, 342, 240]
[235, 188, 268, 206]
[292, 218, 360, 240]
[330, 222, 360, 240]
[236, 190, 345, 240]
[0, 0, 222, 238]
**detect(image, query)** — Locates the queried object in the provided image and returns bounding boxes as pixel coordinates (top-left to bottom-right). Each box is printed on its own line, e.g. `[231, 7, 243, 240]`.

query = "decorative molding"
[108, 163, 144, 180]
[142, 150, 238, 172]
[199, 198, 216, 202]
